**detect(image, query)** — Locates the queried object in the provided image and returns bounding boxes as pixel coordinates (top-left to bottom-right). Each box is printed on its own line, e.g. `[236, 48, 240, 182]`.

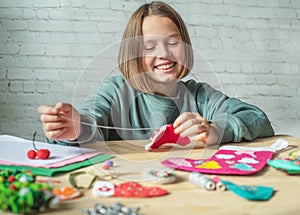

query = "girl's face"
[142, 16, 185, 84]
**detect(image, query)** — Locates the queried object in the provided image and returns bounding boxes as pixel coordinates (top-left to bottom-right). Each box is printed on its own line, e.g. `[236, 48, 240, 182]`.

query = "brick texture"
[0, 0, 299, 139]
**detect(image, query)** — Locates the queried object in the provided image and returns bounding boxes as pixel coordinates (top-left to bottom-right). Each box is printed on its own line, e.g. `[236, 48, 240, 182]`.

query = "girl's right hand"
[37, 102, 81, 141]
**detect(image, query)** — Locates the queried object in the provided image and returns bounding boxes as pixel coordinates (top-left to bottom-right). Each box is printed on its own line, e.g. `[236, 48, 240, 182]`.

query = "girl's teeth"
[157, 63, 174, 70]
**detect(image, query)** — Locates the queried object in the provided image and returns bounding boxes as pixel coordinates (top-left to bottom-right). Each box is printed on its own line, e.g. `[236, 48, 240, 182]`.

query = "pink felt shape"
[161, 150, 273, 175]
[144, 124, 190, 150]
[161, 139, 289, 175]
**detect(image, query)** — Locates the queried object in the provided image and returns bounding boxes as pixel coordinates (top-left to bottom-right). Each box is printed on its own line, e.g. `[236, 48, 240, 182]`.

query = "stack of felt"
[0, 135, 114, 176]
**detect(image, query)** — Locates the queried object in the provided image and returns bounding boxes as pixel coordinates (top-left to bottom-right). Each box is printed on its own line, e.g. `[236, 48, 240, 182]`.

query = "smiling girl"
[38, 1, 274, 146]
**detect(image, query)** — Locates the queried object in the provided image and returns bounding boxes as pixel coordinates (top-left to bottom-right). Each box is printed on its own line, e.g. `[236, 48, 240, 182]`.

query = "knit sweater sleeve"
[192, 82, 274, 143]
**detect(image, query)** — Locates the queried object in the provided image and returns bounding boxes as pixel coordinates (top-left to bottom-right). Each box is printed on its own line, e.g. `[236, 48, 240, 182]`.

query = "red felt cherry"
[37, 149, 50, 160]
[27, 149, 37, 159]
[28, 131, 51, 160]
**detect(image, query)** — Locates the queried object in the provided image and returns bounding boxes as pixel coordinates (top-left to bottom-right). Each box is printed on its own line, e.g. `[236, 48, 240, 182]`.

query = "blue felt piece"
[221, 180, 274, 201]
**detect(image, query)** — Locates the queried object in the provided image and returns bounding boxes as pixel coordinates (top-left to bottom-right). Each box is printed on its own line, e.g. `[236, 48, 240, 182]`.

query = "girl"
[38, 1, 274, 146]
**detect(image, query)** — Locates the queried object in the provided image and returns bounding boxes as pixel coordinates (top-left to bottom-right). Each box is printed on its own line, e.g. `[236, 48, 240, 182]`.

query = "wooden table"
[4, 135, 300, 214]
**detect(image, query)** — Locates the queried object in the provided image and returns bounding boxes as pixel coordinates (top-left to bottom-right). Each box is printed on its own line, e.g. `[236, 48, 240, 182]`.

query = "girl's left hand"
[173, 112, 219, 145]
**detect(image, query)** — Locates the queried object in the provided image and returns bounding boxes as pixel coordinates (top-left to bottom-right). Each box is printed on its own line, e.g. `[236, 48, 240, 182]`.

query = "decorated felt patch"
[268, 150, 300, 174]
[145, 124, 190, 150]
[162, 139, 289, 175]
[92, 181, 168, 198]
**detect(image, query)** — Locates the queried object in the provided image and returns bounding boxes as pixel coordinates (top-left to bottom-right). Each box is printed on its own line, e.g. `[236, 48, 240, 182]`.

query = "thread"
[60, 114, 153, 131]
[189, 172, 216, 191]
[211, 176, 226, 191]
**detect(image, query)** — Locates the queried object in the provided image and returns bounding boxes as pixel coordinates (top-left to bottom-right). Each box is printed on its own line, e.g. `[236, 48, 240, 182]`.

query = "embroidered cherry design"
[27, 131, 50, 160]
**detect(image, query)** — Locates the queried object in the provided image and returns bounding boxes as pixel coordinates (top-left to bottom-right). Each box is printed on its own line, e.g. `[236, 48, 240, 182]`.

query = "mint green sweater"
[48, 75, 274, 145]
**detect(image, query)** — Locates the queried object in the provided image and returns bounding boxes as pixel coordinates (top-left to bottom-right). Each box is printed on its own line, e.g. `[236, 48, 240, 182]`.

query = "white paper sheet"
[0, 135, 97, 167]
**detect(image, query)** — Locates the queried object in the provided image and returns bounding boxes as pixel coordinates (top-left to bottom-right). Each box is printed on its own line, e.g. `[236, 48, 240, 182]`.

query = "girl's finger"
[45, 127, 68, 140]
[189, 131, 209, 143]
[43, 121, 68, 132]
[179, 123, 209, 137]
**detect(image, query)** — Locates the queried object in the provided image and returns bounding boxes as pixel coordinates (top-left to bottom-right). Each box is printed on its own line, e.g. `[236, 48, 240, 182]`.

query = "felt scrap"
[92, 181, 168, 198]
[145, 124, 190, 150]
[114, 182, 168, 197]
[53, 186, 82, 201]
[221, 180, 274, 201]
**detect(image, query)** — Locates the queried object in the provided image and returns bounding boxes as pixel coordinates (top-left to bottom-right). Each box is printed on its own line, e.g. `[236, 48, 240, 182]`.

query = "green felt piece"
[0, 154, 114, 177]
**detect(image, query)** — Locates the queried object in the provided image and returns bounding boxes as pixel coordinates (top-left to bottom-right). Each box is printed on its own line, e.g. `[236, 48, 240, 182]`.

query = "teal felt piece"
[268, 159, 300, 174]
[221, 180, 274, 201]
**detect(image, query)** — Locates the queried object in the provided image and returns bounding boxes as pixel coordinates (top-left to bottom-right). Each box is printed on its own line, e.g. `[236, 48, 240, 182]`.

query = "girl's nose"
[157, 44, 170, 58]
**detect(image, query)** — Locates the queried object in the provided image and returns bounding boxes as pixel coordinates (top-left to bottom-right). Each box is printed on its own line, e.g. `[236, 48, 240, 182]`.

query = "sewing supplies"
[81, 202, 142, 215]
[268, 150, 300, 174]
[141, 168, 177, 184]
[60, 114, 152, 131]
[0, 169, 58, 214]
[162, 139, 289, 175]
[221, 180, 274, 201]
[60, 115, 195, 151]
[53, 186, 83, 201]
[102, 160, 114, 170]
[144, 124, 191, 150]
[26, 131, 50, 160]
[189, 172, 216, 191]
[60, 115, 191, 151]
[211, 176, 226, 191]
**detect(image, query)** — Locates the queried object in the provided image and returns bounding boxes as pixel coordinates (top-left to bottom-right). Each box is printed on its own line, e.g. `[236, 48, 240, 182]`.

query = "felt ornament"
[145, 124, 190, 150]
[268, 150, 300, 174]
[92, 181, 168, 198]
[161, 139, 289, 175]
[114, 182, 168, 198]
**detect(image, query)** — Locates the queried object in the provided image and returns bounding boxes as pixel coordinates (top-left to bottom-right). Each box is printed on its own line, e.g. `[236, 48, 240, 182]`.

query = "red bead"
[102, 164, 110, 170]
[105, 160, 113, 167]
[37, 149, 50, 159]
[27, 150, 37, 159]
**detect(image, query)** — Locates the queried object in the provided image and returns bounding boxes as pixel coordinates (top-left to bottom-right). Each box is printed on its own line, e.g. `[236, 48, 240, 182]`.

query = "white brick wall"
[0, 0, 299, 140]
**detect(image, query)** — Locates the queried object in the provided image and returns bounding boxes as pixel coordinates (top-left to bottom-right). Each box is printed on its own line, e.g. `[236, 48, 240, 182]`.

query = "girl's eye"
[168, 41, 179, 46]
[144, 45, 155, 51]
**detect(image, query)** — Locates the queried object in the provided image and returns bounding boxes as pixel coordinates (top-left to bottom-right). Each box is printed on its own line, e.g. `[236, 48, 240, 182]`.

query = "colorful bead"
[105, 160, 114, 167]
[102, 164, 110, 170]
